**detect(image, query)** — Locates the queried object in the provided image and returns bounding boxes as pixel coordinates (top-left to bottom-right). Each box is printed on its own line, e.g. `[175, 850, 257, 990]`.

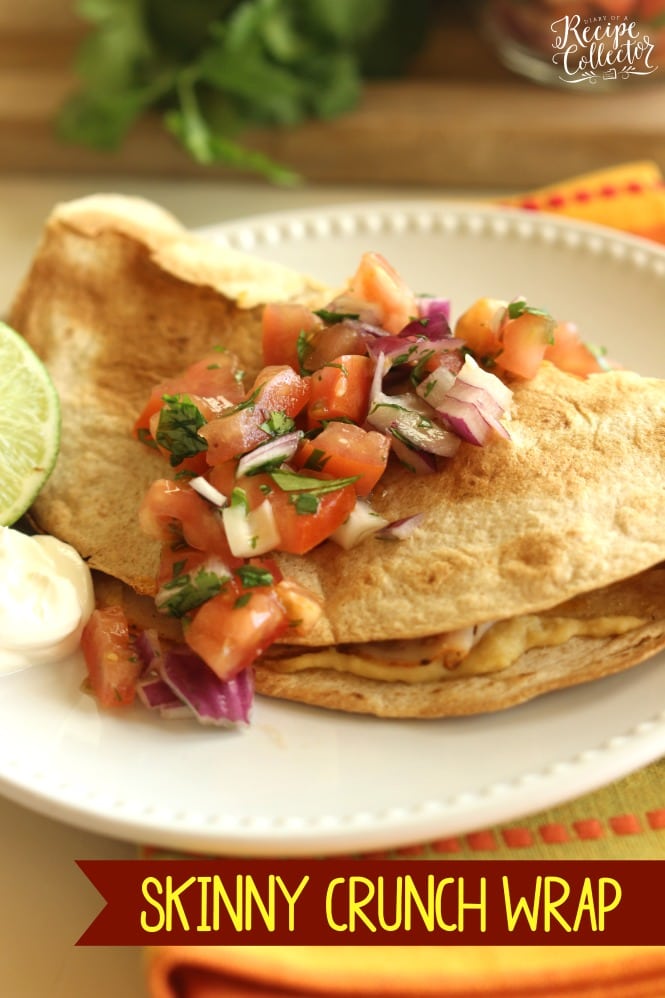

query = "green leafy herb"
[136, 427, 158, 450]
[303, 447, 329, 472]
[313, 308, 360, 323]
[56, 1, 429, 182]
[155, 394, 207, 467]
[507, 299, 552, 321]
[158, 566, 228, 617]
[270, 468, 359, 494]
[259, 411, 296, 436]
[409, 348, 436, 387]
[296, 329, 314, 375]
[230, 486, 249, 511]
[292, 492, 320, 514]
[234, 592, 252, 608]
[235, 565, 274, 587]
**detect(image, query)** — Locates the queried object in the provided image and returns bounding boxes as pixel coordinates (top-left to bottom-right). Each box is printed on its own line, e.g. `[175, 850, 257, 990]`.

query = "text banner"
[76, 859, 664, 946]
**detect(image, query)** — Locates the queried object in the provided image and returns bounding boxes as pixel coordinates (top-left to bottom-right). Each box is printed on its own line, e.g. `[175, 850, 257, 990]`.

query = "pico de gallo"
[80, 251, 607, 725]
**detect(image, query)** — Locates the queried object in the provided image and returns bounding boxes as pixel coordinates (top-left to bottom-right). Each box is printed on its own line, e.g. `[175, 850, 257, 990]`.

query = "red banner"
[75, 859, 665, 946]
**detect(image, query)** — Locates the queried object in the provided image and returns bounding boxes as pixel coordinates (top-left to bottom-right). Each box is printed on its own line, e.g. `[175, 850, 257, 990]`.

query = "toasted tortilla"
[94, 565, 665, 717]
[10, 194, 665, 716]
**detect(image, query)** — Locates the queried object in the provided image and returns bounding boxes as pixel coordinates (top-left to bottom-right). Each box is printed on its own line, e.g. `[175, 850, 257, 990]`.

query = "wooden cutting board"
[2, 9, 665, 189]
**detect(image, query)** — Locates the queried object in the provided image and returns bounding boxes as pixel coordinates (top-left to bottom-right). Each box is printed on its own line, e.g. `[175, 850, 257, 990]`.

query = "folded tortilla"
[10, 194, 665, 716]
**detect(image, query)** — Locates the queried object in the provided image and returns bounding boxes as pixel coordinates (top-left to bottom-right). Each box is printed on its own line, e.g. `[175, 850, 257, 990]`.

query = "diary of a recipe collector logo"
[550, 12, 659, 84]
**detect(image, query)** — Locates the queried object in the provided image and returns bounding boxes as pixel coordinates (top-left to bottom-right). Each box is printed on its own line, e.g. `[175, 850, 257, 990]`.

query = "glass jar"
[482, 1, 665, 90]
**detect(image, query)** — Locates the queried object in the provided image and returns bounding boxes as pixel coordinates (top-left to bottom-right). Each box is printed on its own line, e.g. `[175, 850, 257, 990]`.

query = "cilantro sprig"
[157, 565, 228, 617]
[270, 469, 359, 494]
[56, 0, 430, 182]
[155, 394, 208, 467]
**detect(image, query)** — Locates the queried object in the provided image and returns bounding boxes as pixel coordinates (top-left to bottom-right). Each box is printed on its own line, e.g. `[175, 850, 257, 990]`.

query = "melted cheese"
[265, 614, 645, 684]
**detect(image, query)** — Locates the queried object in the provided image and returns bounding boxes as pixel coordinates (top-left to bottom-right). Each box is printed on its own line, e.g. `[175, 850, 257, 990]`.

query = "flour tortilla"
[94, 564, 665, 717]
[10, 194, 665, 716]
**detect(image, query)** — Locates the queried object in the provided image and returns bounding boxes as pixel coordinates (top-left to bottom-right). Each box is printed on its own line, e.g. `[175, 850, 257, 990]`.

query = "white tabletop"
[0, 173, 480, 998]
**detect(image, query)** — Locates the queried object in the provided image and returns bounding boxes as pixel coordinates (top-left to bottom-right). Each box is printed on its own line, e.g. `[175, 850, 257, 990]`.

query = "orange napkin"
[500, 160, 665, 245]
[144, 161, 665, 998]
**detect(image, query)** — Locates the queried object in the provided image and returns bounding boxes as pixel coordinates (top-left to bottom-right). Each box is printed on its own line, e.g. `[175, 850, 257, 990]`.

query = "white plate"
[2, 201, 665, 857]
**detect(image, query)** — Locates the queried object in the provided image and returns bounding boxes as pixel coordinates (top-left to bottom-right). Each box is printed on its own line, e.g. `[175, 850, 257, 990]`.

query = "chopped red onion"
[436, 397, 495, 446]
[389, 415, 460, 458]
[376, 513, 425, 540]
[138, 674, 186, 713]
[236, 430, 303, 477]
[367, 389, 432, 434]
[416, 296, 451, 323]
[434, 355, 512, 445]
[190, 476, 227, 507]
[398, 312, 452, 341]
[455, 355, 513, 411]
[134, 628, 162, 673]
[416, 366, 456, 409]
[366, 335, 464, 371]
[389, 435, 437, 474]
[341, 317, 391, 340]
[324, 294, 383, 327]
[159, 647, 254, 727]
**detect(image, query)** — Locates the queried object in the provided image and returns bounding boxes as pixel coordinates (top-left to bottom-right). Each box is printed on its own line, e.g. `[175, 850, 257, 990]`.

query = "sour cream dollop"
[0, 526, 94, 674]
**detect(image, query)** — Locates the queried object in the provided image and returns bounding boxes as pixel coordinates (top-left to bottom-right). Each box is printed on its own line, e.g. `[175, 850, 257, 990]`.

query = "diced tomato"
[231, 469, 357, 554]
[207, 459, 238, 498]
[544, 321, 604, 377]
[271, 479, 357, 554]
[295, 423, 389, 496]
[202, 366, 311, 466]
[133, 350, 244, 443]
[495, 312, 554, 380]
[262, 303, 323, 370]
[185, 581, 289, 680]
[307, 355, 373, 428]
[81, 607, 142, 707]
[307, 323, 369, 370]
[201, 406, 270, 466]
[138, 479, 236, 560]
[349, 252, 418, 335]
[454, 297, 505, 359]
[251, 365, 311, 415]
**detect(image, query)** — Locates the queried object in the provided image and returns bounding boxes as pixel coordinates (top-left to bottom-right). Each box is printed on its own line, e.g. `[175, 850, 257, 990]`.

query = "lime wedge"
[0, 321, 60, 525]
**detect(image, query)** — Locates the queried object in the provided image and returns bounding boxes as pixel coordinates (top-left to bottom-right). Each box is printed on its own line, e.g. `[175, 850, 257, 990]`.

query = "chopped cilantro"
[296, 329, 314, 375]
[230, 486, 249, 511]
[157, 566, 227, 617]
[206, 362, 221, 370]
[259, 483, 273, 495]
[409, 348, 436, 386]
[507, 299, 552, 321]
[320, 361, 349, 376]
[292, 492, 320, 515]
[270, 469, 359, 494]
[235, 565, 274, 587]
[234, 592, 252, 608]
[303, 448, 330, 472]
[313, 308, 361, 323]
[136, 427, 158, 450]
[155, 394, 208, 467]
[259, 411, 296, 437]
